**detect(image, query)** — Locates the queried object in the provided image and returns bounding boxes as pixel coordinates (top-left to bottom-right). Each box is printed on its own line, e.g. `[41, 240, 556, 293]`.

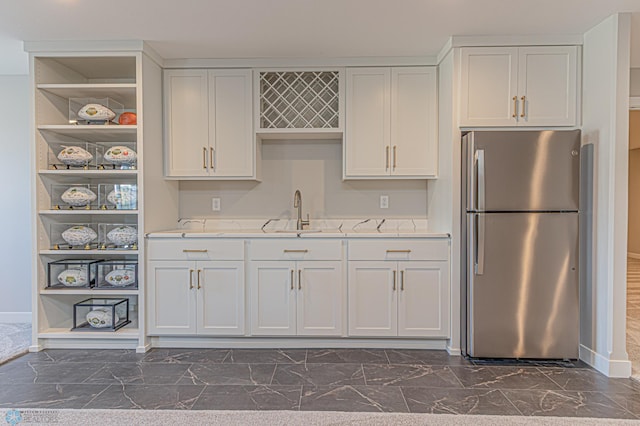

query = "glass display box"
[97, 142, 137, 170]
[96, 260, 138, 289]
[47, 141, 103, 170]
[72, 298, 130, 331]
[50, 223, 99, 250]
[69, 97, 124, 125]
[98, 223, 138, 250]
[50, 184, 98, 210]
[98, 184, 137, 210]
[46, 259, 101, 289]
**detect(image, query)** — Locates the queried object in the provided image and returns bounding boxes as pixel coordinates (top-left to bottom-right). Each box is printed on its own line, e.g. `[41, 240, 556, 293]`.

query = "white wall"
[631, 68, 640, 96]
[179, 141, 429, 220]
[581, 13, 631, 377]
[0, 75, 31, 322]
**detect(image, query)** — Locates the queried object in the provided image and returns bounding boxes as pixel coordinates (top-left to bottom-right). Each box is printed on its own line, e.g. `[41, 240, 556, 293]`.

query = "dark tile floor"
[0, 348, 639, 418]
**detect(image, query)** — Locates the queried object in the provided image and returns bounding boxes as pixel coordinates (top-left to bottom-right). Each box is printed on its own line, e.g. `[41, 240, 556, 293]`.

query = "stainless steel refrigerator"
[462, 130, 580, 359]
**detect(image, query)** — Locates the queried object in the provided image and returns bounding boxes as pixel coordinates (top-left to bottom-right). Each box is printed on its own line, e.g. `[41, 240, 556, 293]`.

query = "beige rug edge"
[2, 409, 637, 426]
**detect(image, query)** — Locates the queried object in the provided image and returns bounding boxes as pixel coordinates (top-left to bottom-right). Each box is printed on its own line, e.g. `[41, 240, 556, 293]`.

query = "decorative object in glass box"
[69, 97, 123, 125]
[47, 259, 101, 289]
[51, 223, 99, 250]
[97, 260, 138, 289]
[99, 223, 138, 250]
[98, 184, 137, 210]
[49, 142, 102, 170]
[72, 298, 130, 331]
[51, 184, 98, 210]
[103, 145, 137, 169]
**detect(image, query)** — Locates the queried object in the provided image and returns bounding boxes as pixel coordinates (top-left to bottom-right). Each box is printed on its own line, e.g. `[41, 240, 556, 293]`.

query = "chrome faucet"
[293, 189, 310, 231]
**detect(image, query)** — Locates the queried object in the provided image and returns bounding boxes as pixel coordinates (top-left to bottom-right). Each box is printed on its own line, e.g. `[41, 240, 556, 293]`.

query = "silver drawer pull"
[386, 249, 412, 253]
[183, 249, 208, 253]
[284, 249, 308, 253]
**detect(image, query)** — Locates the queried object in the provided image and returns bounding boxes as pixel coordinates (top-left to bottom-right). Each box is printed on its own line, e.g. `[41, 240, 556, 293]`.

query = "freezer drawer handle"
[183, 249, 208, 253]
[476, 214, 485, 275]
[386, 249, 411, 253]
[476, 149, 485, 211]
[284, 249, 308, 253]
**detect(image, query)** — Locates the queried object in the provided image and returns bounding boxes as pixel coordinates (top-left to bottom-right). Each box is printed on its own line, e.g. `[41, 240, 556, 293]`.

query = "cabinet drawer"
[147, 238, 244, 261]
[348, 239, 449, 261]
[249, 239, 342, 261]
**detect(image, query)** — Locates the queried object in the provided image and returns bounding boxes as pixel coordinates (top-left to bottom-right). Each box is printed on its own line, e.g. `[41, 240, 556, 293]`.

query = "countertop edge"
[145, 231, 451, 239]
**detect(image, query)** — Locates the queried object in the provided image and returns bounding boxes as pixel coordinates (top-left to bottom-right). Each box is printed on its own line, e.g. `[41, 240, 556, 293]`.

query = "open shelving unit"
[28, 45, 178, 352]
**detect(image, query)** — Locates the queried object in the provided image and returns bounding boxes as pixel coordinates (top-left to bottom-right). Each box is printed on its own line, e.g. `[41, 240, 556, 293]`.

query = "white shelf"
[257, 129, 343, 140]
[38, 125, 137, 142]
[40, 249, 139, 255]
[39, 169, 138, 177]
[37, 83, 137, 108]
[38, 326, 139, 340]
[39, 210, 138, 215]
[40, 288, 139, 295]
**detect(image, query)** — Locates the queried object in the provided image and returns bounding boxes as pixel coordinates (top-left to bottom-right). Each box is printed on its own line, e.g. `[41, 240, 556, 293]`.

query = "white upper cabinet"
[345, 66, 438, 178]
[460, 46, 579, 127]
[164, 69, 254, 178]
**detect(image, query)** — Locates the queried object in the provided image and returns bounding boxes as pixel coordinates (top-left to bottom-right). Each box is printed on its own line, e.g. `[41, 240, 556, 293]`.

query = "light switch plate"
[380, 195, 389, 209]
[212, 197, 221, 211]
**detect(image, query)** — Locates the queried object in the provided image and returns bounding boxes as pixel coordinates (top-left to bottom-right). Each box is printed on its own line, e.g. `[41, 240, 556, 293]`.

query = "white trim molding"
[0, 312, 32, 323]
[580, 344, 632, 378]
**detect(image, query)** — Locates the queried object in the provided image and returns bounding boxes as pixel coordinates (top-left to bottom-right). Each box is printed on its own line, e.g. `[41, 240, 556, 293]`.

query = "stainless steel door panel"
[468, 130, 580, 211]
[467, 212, 579, 359]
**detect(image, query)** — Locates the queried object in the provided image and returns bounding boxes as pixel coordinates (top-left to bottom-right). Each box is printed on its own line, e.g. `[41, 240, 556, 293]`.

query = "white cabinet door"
[197, 261, 245, 336]
[391, 67, 438, 177]
[397, 261, 449, 337]
[517, 46, 577, 127]
[147, 261, 197, 335]
[348, 261, 397, 337]
[345, 68, 391, 177]
[250, 261, 296, 336]
[297, 261, 343, 336]
[459, 47, 519, 127]
[164, 69, 209, 177]
[208, 70, 254, 177]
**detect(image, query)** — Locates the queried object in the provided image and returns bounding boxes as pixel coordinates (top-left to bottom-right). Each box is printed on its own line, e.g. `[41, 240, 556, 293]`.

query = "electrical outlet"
[380, 195, 389, 209]
[212, 197, 221, 211]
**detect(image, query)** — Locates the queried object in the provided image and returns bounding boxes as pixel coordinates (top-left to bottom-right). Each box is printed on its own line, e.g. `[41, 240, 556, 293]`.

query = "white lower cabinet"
[249, 260, 343, 336]
[148, 260, 245, 335]
[348, 260, 449, 338]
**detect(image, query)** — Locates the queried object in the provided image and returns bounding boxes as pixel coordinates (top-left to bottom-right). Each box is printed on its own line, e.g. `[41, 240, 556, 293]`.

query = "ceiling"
[1, 0, 640, 74]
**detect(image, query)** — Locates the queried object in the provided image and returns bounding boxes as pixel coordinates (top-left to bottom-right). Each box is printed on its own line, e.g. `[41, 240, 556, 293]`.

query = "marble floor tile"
[141, 348, 231, 364]
[300, 385, 408, 412]
[225, 349, 306, 364]
[272, 363, 365, 387]
[540, 367, 640, 394]
[363, 364, 461, 388]
[502, 389, 637, 419]
[8, 352, 55, 364]
[83, 362, 192, 385]
[385, 349, 470, 366]
[450, 366, 562, 390]
[604, 392, 640, 417]
[41, 349, 145, 364]
[306, 349, 388, 364]
[401, 387, 520, 415]
[192, 385, 301, 410]
[0, 361, 104, 384]
[83, 384, 204, 410]
[177, 363, 275, 385]
[0, 383, 109, 409]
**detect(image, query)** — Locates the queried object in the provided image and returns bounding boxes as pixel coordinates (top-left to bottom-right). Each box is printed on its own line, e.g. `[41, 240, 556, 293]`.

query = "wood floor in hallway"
[626, 257, 640, 379]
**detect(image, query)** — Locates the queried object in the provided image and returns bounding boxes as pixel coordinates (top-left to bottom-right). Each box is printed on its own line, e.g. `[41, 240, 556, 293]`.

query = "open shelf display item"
[98, 183, 137, 210]
[50, 184, 98, 210]
[46, 140, 137, 171]
[96, 259, 138, 289]
[47, 259, 102, 289]
[98, 223, 138, 250]
[68, 97, 123, 125]
[50, 223, 99, 250]
[72, 298, 131, 331]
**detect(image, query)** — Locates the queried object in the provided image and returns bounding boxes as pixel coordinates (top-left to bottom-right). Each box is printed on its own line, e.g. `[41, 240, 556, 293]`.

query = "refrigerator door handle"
[476, 149, 485, 211]
[476, 214, 485, 275]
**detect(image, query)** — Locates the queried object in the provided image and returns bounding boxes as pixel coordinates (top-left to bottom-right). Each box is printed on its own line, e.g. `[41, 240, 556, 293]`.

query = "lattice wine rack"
[259, 71, 340, 129]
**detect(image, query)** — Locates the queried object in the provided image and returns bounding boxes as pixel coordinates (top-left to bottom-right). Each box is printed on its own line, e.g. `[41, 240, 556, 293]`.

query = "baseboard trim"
[0, 312, 31, 323]
[628, 252, 640, 260]
[579, 344, 632, 377]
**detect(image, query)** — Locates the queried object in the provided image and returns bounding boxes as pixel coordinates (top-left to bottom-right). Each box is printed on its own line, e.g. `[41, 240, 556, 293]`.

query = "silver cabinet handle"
[393, 146, 397, 170]
[210, 147, 215, 171]
[203, 147, 207, 169]
[298, 269, 302, 290]
[392, 270, 397, 291]
[183, 249, 208, 253]
[476, 214, 485, 275]
[290, 269, 294, 290]
[400, 270, 405, 291]
[197, 269, 202, 289]
[386, 249, 411, 253]
[512, 96, 517, 118]
[189, 269, 194, 290]
[520, 95, 526, 118]
[476, 149, 485, 212]
[284, 249, 308, 253]
[385, 146, 390, 170]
